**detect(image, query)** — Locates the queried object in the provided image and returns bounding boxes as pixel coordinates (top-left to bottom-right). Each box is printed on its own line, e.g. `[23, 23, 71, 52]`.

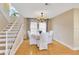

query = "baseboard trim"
[54, 39, 75, 50]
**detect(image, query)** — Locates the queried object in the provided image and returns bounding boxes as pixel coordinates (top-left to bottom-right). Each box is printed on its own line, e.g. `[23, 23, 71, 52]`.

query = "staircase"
[0, 19, 22, 55]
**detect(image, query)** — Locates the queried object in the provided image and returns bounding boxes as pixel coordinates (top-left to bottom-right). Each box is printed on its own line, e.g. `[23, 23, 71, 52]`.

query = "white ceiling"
[12, 3, 79, 18]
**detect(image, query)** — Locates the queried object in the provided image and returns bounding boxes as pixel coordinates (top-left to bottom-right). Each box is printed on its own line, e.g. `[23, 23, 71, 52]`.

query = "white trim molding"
[54, 39, 75, 50]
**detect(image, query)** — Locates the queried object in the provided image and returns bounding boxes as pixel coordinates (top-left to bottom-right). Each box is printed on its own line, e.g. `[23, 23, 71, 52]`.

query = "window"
[39, 22, 46, 33]
[30, 22, 38, 34]
[30, 21, 47, 33]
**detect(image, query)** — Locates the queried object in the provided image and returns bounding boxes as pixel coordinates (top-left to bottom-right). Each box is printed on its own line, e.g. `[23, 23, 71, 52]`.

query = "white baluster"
[5, 31, 8, 55]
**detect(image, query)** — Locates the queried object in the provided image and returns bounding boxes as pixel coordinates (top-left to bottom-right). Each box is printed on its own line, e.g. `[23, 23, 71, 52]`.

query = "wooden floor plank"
[15, 39, 79, 55]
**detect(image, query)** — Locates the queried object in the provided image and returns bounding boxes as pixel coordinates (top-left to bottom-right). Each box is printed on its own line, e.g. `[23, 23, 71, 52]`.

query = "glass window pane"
[39, 22, 46, 33]
[30, 22, 38, 33]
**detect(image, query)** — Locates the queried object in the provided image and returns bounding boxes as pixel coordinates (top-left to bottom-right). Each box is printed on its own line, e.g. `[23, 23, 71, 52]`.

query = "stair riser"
[0, 46, 13, 49]
[0, 31, 18, 34]
[1, 29, 19, 31]
[0, 38, 15, 42]
[7, 24, 19, 26]
[0, 53, 5, 55]
[0, 49, 11, 55]
[0, 50, 5, 55]
[0, 41, 14, 44]
[0, 47, 5, 50]
[6, 27, 19, 29]
[0, 37, 16, 39]
[0, 43, 13, 47]
[2, 28, 20, 31]
[4, 28, 20, 30]
[0, 34, 17, 37]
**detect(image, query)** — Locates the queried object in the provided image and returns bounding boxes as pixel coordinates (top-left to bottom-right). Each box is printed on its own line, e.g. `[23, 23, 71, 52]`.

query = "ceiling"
[12, 3, 79, 18]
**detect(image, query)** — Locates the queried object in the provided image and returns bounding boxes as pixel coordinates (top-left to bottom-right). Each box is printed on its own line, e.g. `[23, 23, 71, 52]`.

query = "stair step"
[7, 25, 19, 27]
[0, 43, 13, 47]
[0, 33, 17, 37]
[3, 27, 20, 31]
[0, 50, 5, 55]
[0, 31, 18, 33]
[2, 28, 19, 31]
[0, 32, 17, 35]
[6, 26, 20, 28]
[5, 27, 10, 29]
[0, 41, 14, 44]
[5, 26, 20, 29]
[0, 44, 13, 50]
[7, 24, 19, 26]
[0, 30, 16, 32]
[0, 48, 12, 55]
[9, 23, 13, 24]
[0, 41, 6, 44]
[0, 36, 16, 39]
[0, 53, 5, 55]
[9, 22, 19, 25]
[0, 38, 15, 42]
[0, 46, 5, 50]
[0, 33, 17, 36]
[10, 29, 19, 31]
[7, 24, 12, 26]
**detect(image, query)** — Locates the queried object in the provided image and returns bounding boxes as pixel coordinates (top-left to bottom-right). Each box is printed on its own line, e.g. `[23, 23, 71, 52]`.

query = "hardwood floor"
[15, 39, 79, 55]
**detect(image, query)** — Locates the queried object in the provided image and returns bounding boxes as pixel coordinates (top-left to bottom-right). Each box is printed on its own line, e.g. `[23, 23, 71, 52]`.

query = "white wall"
[74, 9, 79, 50]
[0, 4, 10, 22]
[53, 9, 74, 49]
[0, 11, 9, 30]
[0, 4, 9, 30]
[0, 3, 15, 23]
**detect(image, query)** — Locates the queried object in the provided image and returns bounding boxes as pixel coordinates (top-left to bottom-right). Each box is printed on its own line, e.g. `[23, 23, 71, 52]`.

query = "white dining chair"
[28, 31, 37, 45]
[42, 31, 53, 44]
[48, 31, 53, 44]
[38, 33, 48, 50]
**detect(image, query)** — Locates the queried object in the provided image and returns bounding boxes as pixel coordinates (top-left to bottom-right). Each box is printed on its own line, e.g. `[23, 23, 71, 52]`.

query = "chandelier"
[36, 3, 48, 22]
[37, 12, 48, 22]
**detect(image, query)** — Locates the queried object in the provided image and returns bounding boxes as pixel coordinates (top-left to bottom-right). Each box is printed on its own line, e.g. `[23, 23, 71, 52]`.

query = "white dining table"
[31, 32, 40, 39]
